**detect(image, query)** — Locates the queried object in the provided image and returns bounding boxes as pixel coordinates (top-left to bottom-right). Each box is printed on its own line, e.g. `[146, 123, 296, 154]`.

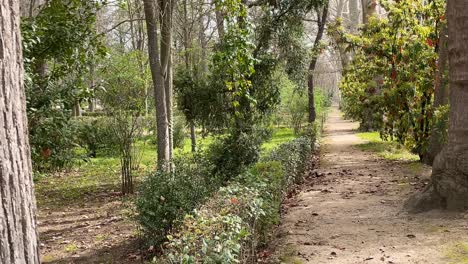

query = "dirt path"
[269, 106, 468, 264]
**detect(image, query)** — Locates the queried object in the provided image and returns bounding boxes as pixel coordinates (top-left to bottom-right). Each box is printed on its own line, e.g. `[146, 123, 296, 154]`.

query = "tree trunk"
[20, 0, 45, 17]
[0, 1, 40, 263]
[198, 3, 208, 74]
[143, 0, 171, 170]
[215, 8, 225, 40]
[423, 24, 449, 166]
[308, 5, 328, 123]
[406, 0, 468, 211]
[361, 0, 376, 25]
[160, 0, 175, 165]
[190, 121, 196, 152]
[72, 100, 82, 117]
[348, 0, 359, 33]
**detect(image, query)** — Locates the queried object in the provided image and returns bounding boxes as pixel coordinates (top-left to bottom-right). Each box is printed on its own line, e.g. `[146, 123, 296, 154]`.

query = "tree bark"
[20, 0, 45, 17]
[360, 0, 376, 25]
[0, 1, 40, 263]
[348, 0, 359, 33]
[406, 0, 468, 211]
[423, 24, 449, 166]
[190, 121, 196, 152]
[308, 5, 328, 123]
[160, 0, 175, 166]
[143, 0, 171, 170]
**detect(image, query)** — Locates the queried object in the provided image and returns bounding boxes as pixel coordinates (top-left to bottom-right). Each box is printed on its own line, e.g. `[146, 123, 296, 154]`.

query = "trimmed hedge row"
[162, 136, 313, 263]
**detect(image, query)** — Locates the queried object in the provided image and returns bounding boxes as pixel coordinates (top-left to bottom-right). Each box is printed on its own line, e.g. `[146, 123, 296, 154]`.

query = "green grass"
[35, 127, 297, 209]
[356, 132, 419, 161]
[262, 127, 295, 153]
[446, 242, 468, 264]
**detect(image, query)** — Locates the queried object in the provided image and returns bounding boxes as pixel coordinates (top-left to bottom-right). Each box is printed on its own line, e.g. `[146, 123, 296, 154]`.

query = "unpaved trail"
[268, 106, 468, 264]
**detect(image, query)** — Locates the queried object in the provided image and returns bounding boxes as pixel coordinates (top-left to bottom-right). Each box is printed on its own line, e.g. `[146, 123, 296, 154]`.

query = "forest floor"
[267, 106, 468, 264]
[38, 191, 141, 263]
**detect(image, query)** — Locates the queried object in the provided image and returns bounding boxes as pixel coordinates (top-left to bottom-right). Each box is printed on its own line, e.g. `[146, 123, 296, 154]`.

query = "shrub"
[30, 116, 78, 172]
[173, 115, 186, 149]
[166, 183, 265, 264]
[136, 154, 217, 245]
[266, 136, 312, 186]
[208, 128, 271, 182]
[163, 137, 313, 263]
[75, 117, 117, 157]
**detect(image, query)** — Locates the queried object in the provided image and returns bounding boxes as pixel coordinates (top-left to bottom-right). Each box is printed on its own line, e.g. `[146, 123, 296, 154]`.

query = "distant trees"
[0, 1, 40, 263]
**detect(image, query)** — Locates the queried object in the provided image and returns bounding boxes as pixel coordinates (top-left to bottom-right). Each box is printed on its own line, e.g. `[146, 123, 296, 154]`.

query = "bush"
[75, 117, 117, 157]
[163, 137, 313, 263]
[166, 182, 264, 264]
[173, 115, 186, 149]
[208, 128, 271, 182]
[266, 137, 312, 185]
[136, 154, 217, 245]
[30, 116, 78, 172]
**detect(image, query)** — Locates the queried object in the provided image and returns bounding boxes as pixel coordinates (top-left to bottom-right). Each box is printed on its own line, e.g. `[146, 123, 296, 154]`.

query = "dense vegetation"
[3, 0, 468, 262]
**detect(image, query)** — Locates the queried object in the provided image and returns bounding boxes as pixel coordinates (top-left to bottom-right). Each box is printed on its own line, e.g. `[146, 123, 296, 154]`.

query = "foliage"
[22, 0, 106, 171]
[136, 154, 217, 245]
[173, 116, 188, 149]
[164, 136, 313, 263]
[166, 183, 263, 263]
[75, 117, 117, 157]
[29, 117, 78, 171]
[208, 128, 272, 182]
[265, 137, 312, 185]
[97, 49, 149, 194]
[335, 0, 445, 158]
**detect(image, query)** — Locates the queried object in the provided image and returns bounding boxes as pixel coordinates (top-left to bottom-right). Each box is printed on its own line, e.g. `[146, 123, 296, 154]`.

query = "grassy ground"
[35, 127, 295, 209]
[356, 132, 419, 161]
[445, 242, 468, 264]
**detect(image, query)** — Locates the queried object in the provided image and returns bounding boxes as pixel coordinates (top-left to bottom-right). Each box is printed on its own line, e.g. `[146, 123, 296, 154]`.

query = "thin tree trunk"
[214, 1, 225, 40]
[406, 0, 468, 211]
[72, 100, 82, 117]
[198, 3, 208, 74]
[190, 121, 196, 152]
[143, 0, 171, 170]
[308, 5, 328, 123]
[88, 63, 96, 112]
[160, 0, 175, 164]
[0, 1, 40, 263]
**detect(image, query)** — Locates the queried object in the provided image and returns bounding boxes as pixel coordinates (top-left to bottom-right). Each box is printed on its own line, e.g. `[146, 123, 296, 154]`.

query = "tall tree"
[0, 0, 40, 263]
[408, 0, 468, 211]
[143, 0, 172, 170]
[308, 3, 329, 123]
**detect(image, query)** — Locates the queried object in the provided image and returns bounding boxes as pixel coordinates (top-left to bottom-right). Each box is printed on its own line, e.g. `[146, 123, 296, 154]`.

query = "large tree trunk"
[308, 5, 328, 123]
[406, 0, 468, 211]
[0, 1, 40, 263]
[423, 24, 449, 166]
[143, 0, 171, 170]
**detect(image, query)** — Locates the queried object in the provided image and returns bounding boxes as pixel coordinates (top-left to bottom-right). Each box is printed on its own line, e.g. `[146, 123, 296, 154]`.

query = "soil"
[38, 195, 143, 264]
[267, 106, 468, 264]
